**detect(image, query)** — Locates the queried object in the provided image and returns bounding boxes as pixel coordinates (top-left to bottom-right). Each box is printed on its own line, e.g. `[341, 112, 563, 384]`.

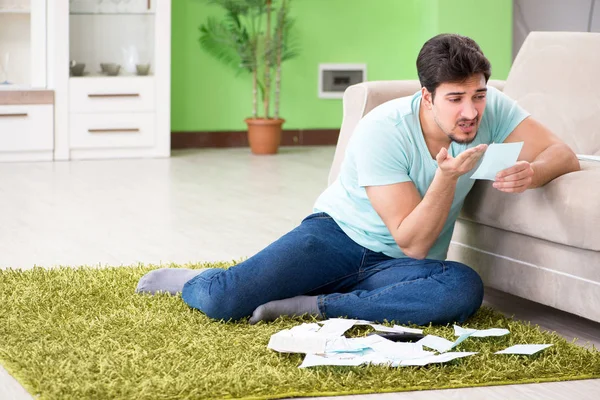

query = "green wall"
[436, 0, 513, 82]
[171, 0, 512, 132]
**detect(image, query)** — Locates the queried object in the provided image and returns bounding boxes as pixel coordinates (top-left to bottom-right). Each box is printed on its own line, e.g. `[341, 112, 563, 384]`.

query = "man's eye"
[449, 98, 461, 103]
[475, 95, 487, 101]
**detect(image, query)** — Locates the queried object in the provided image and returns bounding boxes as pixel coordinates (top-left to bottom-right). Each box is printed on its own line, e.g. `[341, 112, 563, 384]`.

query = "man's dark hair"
[416, 33, 491, 102]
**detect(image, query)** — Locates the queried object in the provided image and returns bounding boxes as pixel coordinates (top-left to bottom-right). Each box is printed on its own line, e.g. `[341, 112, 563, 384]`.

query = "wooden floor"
[1, 147, 598, 400]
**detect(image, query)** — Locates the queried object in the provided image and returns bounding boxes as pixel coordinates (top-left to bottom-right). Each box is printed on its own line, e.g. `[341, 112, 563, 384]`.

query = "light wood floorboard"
[0, 147, 598, 400]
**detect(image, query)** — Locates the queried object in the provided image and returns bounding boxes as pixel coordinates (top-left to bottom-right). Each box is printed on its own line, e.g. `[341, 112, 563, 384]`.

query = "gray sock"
[249, 295, 322, 324]
[135, 268, 208, 295]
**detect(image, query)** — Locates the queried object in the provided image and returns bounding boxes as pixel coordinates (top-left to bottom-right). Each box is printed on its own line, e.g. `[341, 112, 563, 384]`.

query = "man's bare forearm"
[530, 143, 580, 188]
[395, 169, 457, 259]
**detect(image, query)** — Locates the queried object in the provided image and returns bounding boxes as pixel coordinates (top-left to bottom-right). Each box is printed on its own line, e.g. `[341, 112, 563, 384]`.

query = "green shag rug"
[1, 262, 599, 400]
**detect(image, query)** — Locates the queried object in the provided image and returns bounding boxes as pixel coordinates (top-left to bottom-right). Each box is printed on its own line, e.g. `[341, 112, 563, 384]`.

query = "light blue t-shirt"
[314, 86, 529, 260]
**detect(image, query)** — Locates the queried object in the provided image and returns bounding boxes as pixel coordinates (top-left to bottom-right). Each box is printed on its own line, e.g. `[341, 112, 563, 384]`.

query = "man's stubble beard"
[433, 113, 478, 145]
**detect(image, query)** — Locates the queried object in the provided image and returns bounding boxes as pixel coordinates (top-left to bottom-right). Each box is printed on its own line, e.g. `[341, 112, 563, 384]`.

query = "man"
[137, 34, 579, 326]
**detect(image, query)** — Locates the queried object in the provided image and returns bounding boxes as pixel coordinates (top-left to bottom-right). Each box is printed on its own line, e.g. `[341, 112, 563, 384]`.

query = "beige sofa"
[328, 32, 600, 323]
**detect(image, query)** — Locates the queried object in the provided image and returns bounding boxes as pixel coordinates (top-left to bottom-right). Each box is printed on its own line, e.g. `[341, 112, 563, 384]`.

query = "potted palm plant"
[199, 0, 298, 154]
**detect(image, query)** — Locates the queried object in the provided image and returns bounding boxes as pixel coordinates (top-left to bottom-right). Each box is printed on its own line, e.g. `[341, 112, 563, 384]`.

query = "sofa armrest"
[328, 80, 421, 185]
[459, 161, 600, 251]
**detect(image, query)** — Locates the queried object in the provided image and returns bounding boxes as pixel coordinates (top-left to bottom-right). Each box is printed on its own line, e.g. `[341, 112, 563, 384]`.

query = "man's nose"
[461, 103, 478, 120]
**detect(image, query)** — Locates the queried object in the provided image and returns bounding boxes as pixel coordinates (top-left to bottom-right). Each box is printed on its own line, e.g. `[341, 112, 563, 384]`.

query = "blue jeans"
[181, 213, 484, 325]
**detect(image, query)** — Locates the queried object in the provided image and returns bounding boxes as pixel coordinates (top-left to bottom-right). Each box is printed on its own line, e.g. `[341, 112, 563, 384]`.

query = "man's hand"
[436, 144, 488, 180]
[493, 161, 534, 193]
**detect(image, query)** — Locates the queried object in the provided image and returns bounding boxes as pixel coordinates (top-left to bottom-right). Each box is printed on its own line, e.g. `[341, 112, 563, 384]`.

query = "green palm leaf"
[197, 0, 301, 118]
[199, 15, 252, 74]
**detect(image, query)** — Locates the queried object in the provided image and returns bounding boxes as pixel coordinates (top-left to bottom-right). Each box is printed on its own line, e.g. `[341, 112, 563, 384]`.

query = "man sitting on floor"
[136, 33, 579, 326]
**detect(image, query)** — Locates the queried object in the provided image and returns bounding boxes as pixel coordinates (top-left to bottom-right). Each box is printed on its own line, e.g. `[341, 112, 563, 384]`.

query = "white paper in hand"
[470, 142, 524, 181]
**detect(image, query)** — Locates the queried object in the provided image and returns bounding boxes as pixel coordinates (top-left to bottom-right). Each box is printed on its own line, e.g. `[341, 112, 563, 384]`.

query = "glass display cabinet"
[0, 0, 47, 88]
[62, 0, 170, 160]
[0, 0, 53, 161]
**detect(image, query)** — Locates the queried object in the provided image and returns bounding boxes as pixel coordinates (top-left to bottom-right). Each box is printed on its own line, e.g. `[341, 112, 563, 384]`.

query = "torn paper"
[317, 318, 360, 337]
[454, 325, 510, 337]
[299, 350, 477, 368]
[325, 337, 372, 354]
[370, 324, 424, 334]
[267, 318, 523, 369]
[299, 353, 365, 368]
[366, 335, 434, 360]
[267, 328, 328, 354]
[495, 344, 553, 355]
[417, 333, 475, 353]
[289, 323, 321, 334]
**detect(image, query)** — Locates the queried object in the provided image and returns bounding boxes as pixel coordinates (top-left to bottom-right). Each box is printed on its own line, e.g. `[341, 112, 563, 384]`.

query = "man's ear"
[421, 87, 434, 110]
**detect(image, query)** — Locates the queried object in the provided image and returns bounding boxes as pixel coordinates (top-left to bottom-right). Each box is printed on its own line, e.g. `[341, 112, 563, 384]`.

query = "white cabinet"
[70, 112, 156, 149]
[0, 102, 54, 161]
[0, 0, 54, 162]
[0, 105, 53, 151]
[0, 0, 170, 161]
[52, 0, 171, 160]
[69, 78, 157, 150]
[69, 77, 155, 113]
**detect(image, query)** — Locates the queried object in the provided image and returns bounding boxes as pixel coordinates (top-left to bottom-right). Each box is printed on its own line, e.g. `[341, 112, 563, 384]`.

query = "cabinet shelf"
[0, 84, 35, 91]
[69, 74, 153, 79]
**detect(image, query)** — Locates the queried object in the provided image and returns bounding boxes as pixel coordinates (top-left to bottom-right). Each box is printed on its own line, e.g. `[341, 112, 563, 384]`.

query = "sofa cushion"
[459, 161, 600, 252]
[503, 32, 600, 156]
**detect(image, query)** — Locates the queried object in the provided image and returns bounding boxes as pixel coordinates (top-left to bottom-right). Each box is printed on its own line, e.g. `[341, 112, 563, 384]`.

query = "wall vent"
[318, 63, 366, 99]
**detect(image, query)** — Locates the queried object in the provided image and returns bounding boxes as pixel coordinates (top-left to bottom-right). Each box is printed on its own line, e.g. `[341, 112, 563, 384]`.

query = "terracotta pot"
[245, 118, 284, 155]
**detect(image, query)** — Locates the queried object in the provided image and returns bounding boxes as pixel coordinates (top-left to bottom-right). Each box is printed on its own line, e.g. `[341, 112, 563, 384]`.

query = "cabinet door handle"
[148, 0, 151, 10]
[88, 93, 140, 98]
[0, 113, 28, 118]
[88, 128, 140, 133]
